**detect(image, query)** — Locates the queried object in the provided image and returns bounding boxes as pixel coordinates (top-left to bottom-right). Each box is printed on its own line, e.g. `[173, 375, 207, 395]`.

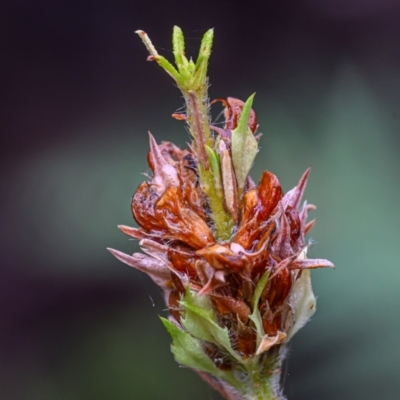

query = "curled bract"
[109, 108, 333, 375]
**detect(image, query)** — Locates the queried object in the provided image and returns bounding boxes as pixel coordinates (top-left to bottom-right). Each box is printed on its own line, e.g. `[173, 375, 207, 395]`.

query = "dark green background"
[1, 1, 400, 399]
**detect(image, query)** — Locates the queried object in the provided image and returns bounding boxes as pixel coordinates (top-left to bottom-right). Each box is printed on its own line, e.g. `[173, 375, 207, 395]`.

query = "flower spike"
[109, 26, 333, 400]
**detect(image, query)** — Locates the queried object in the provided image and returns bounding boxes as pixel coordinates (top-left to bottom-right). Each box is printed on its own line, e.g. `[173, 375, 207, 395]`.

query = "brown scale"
[132, 183, 214, 249]
[285, 206, 302, 247]
[196, 243, 251, 273]
[253, 218, 276, 253]
[233, 193, 259, 250]
[209, 294, 250, 324]
[159, 141, 189, 161]
[211, 97, 258, 134]
[217, 313, 235, 334]
[257, 171, 283, 221]
[167, 246, 199, 280]
[170, 271, 186, 294]
[262, 313, 285, 337]
[136, 144, 214, 249]
[212, 311, 241, 354]
[250, 259, 271, 282]
[208, 280, 248, 342]
[168, 290, 182, 323]
[234, 171, 282, 250]
[202, 341, 233, 371]
[147, 141, 188, 170]
[213, 276, 258, 354]
[233, 323, 257, 358]
[131, 182, 161, 229]
[249, 222, 276, 278]
[178, 155, 208, 220]
[215, 271, 245, 304]
[264, 267, 292, 310]
[260, 266, 292, 336]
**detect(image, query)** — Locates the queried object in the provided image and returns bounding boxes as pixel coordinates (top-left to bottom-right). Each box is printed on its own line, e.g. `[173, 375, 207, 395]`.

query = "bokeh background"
[1, 1, 400, 399]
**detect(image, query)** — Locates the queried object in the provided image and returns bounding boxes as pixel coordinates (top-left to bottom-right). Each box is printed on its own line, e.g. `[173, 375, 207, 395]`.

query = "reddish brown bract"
[211, 97, 258, 133]
[109, 99, 334, 364]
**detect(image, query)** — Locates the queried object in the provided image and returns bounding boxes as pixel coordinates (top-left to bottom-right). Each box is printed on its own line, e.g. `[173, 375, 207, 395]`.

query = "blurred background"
[1, 1, 400, 399]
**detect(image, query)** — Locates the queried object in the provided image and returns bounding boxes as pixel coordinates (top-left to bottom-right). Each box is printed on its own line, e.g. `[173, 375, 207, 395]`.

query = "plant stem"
[243, 352, 285, 400]
[184, 90, 233, 240]
[136, 28, 234, 240]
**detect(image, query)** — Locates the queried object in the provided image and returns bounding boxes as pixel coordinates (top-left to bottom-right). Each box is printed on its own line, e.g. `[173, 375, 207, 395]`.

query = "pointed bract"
[107, 248, 171, 288]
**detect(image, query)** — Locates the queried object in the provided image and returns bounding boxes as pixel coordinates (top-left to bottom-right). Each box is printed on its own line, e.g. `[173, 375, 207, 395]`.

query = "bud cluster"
[108, 27, 333, 400]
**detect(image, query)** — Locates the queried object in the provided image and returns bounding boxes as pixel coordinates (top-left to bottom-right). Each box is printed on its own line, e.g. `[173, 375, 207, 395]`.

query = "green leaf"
[252, 270, 270, 309]
[195, 28, 214, 69]
[136, 27, 214, 93]
[181, 289, 242, 361]
[161, 317, 215, 371]
[205, 145, 222, 190]
[231, 94, 258, 193]
[172, 26, 190, 80]
[235, 93, 255, 134]
[161, 317, 241, 389]
[154, 55, 182, 83]
[188, 58, 196, 74]
[284, 269, 316, 342]
[249, 270, 270, 344]
[192, 29, 214, 90]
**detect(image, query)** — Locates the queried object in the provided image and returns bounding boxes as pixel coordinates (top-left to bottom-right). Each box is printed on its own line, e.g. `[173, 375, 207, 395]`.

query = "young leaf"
[188, 58, 196, 74]
[172, 26, 190, 80]
[284, 269, 316, 342]
[192, 29, 214, 90]
[220, 146, 238, 221]
[181, 288, 242, 361]
[205, 145, 222, 190]
[160, 317, 241, 389]
[249, 270, 270, 343]
[231, 94, 258, 193]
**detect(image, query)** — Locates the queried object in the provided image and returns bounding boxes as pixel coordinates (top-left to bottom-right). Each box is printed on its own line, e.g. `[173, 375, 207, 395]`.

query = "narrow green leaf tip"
[160, 316, 241, 389]
[192, 29, 214, 90]
[181, 288, 242, 361]
[196, 28, 214, 67]
[160, 317, 218, 374]
[205, 145, 222, 190]
[172, 26, 190, 79]
[231, 93, 259, 193]
[236, 93, 255, 134]
[249, 270, 270, 343]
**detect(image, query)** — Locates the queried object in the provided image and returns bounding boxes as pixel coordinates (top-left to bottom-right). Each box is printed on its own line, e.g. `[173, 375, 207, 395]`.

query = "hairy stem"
[243, 351, 285, 400]
[185, 90, 233, 240]
[136, 27, 234, 240]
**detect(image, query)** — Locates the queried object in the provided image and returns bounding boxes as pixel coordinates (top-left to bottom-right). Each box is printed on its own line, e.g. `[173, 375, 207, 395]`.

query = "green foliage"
[205, 145, 222, 190]
[161, 318, 217, 374]
[160, 317, 241, 389]
[285, 269, 316, 342]
[192, 28, 214, 91]
[181, 289, 242, 362]
[249, 271, 270, 344]
[136, 26, 235, 240]
[231, 94, 259, 193]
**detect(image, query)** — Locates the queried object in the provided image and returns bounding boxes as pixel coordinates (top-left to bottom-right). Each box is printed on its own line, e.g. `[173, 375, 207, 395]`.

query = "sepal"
[181, 288, 242, 361]
[160, 317, 241, 390]
[249, 270, 270, 345]
[285, 269, 316, 342]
